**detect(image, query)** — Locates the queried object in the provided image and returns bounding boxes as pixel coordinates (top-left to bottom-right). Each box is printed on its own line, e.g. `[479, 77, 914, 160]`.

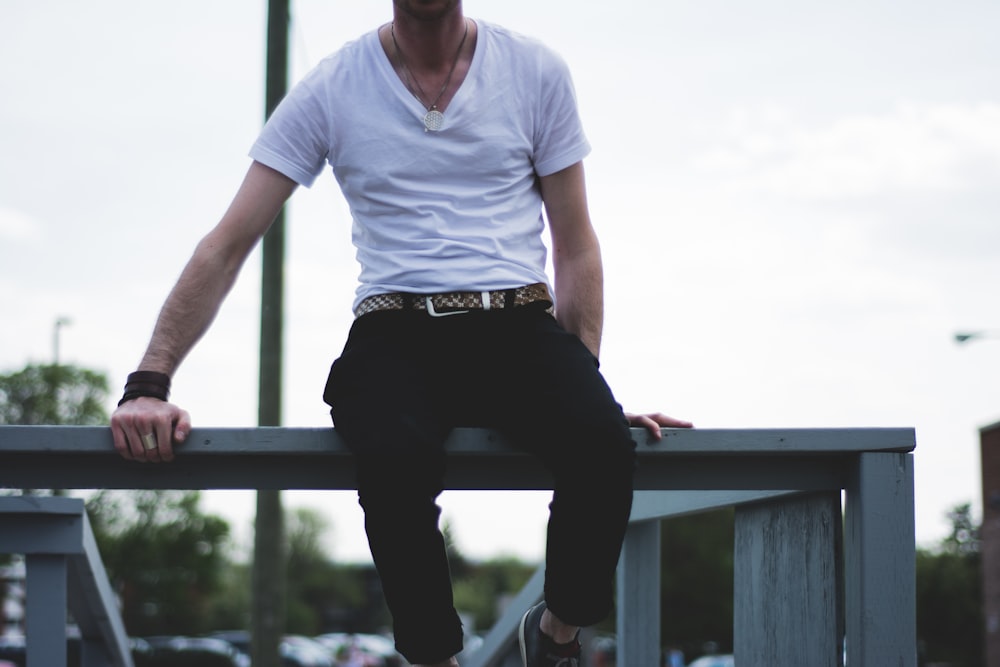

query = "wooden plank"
[734, 492, 843, 667]
[0, 425, 917, 455]
[0, 449, 859, 491]
[630, 490, 800, 522]
[0, 426, 915, 492]
[25, 554, 68, 667]
[0, 496, 85, 554]
[617, 520, 661, 666]
[844, 452, 916, 667]
[72, 511, 136, 667]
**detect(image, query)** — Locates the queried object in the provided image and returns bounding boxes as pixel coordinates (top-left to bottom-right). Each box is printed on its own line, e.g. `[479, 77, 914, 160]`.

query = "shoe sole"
[518, 605, 532, 667]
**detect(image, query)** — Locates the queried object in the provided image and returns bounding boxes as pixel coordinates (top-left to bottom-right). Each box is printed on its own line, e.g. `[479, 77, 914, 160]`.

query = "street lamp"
[53, 317, 71, 365]
[955, 330, 1000, 346]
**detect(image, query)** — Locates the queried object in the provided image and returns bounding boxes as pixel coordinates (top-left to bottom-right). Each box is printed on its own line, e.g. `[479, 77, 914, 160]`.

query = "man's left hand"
[626, 412, 694, 440]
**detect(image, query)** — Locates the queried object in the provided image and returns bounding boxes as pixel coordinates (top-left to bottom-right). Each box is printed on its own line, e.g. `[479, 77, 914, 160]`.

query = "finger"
[109, 414, 135, 461]
[128, 421, 152, 461]
[154, 419, 173, 463]
[137, 412, 170, 464]
[173, 409, 192, 444]
[136, 408, 173, 462]
[135, 425, 155, 463]
[638, 416, 664, 440]
[640, 412, 694, 429]
[660, 416, 694, 429]
[625, 414, 663, 440]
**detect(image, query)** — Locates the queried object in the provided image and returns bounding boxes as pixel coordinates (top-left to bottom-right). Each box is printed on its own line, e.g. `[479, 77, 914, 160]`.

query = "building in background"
[980, 421, 1000, 666]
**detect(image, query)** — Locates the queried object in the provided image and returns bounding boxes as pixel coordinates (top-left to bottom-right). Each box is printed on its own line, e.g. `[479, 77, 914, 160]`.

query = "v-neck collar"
[371, 19, 484, 131]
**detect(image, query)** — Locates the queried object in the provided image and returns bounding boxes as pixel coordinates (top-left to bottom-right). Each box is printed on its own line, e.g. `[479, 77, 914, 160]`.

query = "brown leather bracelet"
[118, 371, 171, 406]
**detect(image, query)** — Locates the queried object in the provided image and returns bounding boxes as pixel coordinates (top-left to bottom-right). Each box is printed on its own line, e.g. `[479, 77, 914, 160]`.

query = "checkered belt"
[355, 283, 553, 318]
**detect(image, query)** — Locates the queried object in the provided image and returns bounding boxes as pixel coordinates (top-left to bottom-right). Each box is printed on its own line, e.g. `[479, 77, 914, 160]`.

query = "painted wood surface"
[0, 426, 915, 491]
[735, 492, 843, 666]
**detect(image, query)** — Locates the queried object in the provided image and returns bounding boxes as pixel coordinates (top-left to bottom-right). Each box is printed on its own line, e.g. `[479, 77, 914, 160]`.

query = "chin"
[394, 0, 460, 21]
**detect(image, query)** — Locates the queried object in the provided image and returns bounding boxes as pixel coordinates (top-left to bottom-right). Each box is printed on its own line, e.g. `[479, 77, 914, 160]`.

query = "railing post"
[844, 451, 916, 666]
[25, 553, 69, 667]
[734, 491, 843, 666]
[616, 519, 661, 665]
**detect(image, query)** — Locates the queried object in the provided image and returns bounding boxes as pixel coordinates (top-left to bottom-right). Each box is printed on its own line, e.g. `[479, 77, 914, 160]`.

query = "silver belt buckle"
[425, 291, 491, 317]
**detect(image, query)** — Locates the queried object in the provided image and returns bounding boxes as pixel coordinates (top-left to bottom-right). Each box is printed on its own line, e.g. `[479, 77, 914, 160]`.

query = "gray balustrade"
[0, 425, 916, 666]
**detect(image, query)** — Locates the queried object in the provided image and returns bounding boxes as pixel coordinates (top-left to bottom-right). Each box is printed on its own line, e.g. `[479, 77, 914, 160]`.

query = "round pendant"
[423, 109, 444, 132]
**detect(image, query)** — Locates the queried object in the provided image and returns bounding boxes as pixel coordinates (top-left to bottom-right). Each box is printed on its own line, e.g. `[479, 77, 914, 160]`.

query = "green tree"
[943, 502, 980, 556]
[85, 490, 232, 637]
[0, 363, 109, 426]
[207, 560, 253, 631]
[0, 362, 111, 629]
[284, 507, 386, 635]
[452, 556, 535, 632]
[660, 509, 735, 659]
[916, 502, 982, 667]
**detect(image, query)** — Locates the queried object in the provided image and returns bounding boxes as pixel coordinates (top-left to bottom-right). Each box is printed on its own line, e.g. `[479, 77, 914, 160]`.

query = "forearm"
[137, 232, 247, 375]
[541, 162, 604, 358]
[554, 232, 604, 358]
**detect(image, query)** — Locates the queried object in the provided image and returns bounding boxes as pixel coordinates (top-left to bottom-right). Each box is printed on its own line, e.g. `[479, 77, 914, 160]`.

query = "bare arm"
[540, 161, 604, 357]
[541, 162, 692, 436]
[111, 161, 298, 461]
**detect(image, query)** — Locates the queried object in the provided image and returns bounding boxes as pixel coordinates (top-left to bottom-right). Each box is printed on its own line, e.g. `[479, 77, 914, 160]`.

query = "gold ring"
[141, 433, 157, 450]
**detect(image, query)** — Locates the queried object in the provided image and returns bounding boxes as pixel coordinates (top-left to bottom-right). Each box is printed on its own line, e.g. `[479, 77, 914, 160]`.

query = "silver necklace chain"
[390, 19, 469, 131]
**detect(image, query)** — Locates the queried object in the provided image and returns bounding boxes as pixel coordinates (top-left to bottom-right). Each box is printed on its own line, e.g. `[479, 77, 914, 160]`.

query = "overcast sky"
[2, 0, 999, 563]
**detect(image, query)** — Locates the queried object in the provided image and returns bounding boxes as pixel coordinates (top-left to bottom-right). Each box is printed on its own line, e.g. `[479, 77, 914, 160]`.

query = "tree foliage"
[0, 363, 109, 425]
[86, 490, 232, 636]
[452, 555, 535, 633]
[660, 509, 735, 658]
[284, 507, 381, 635]
[916, 502, 982, 667]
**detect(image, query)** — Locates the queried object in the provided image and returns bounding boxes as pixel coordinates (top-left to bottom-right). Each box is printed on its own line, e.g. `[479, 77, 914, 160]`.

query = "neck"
[390, 3, 467, 69]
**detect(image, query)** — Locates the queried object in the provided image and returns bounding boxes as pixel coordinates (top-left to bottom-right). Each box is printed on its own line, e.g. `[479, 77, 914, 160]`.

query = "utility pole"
[52, 317, 71, 366]
[252, 1, 289, 666]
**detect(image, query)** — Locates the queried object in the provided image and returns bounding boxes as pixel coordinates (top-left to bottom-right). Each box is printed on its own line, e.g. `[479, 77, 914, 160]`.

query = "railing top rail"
[0, 425, 915, 454]
[0, 425, 915, 492]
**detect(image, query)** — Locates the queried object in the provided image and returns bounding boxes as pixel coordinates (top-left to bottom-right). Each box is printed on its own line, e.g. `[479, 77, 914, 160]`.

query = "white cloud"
[694, 102, 1000, 199]
[0, 207, 40, 241]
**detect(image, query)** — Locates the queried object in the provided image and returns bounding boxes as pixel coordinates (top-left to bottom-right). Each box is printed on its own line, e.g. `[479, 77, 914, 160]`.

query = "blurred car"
[314, 632, 403, 666]
[282, 635, 334, 667]
[205, 630, 251, 658]
[209, 630, 341, 667]
[0, 633, 84, 667]
[142, 635, 249, 667]
[0, 636, 24, 667]
[688, 655, 735, 667]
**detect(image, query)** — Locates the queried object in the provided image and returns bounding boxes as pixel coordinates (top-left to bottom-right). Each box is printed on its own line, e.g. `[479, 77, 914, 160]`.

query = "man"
[110, 2, 692, 666]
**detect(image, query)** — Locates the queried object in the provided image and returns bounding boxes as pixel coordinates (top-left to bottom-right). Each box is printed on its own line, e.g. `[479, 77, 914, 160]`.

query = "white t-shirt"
[249, 21, 591, 310]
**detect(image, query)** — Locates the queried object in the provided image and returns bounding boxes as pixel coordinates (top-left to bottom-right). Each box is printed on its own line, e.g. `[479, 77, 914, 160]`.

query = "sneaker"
[518, 602, 581, 667]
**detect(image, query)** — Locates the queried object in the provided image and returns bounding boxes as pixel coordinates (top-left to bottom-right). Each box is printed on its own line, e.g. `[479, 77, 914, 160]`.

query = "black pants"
[323, 303, 636, 664]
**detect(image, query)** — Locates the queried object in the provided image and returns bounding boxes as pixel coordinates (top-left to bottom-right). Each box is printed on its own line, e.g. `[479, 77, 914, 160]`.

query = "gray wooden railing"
[0, 425, 917, 666]
[0, 495, 133, 667]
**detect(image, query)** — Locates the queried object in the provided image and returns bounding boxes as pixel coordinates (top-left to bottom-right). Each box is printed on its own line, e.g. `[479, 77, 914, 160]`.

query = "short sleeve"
[249, 72, 331, 188]
[531, 51, 591, 177]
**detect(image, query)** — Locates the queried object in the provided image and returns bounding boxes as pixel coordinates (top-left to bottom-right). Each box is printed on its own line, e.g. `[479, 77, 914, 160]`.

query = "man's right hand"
[110, 397, 191, 463]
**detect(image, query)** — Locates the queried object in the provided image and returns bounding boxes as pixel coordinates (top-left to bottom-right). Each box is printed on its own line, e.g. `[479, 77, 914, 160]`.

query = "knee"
[354, 452, 446, 512]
